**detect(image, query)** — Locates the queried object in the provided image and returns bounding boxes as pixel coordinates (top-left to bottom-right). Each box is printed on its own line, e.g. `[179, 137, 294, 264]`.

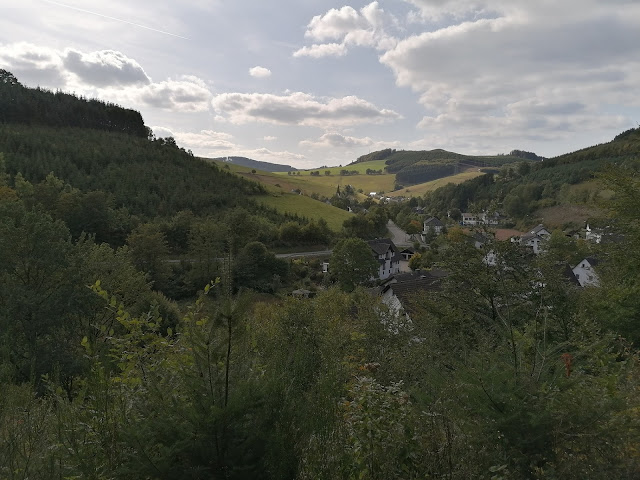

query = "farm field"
[390, 170, 485, 196]
[256, 193, 353, 231]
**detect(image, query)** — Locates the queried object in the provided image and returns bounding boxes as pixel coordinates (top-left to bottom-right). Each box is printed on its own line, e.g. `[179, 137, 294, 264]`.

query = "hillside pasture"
[274, 170, 396, 197]
[390, 170, 485, 196]
[256, 193, 352, 231]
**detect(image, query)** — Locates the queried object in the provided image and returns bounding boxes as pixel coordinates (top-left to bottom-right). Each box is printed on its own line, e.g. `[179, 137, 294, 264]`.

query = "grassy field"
[390, 170, 485, 196]
[292, 159, 389, 175]
[256, 193, 352, 231]
[533, 204, 606, 229]
[210, 157, 488, 201]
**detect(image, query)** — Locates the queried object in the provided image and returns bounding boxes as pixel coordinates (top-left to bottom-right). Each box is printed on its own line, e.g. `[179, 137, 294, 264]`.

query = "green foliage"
[330, 238, 378, 291]
[0, 69, 148, 137]
[0, 123, 266, 219]
[233, 241, 289, 293]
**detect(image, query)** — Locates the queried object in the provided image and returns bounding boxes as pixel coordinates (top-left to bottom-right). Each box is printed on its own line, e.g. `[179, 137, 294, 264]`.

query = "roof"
[531, 224, 548, 234]
[424, 216, 444, 227]
[367, 238, 398, 255]
[382, 269, 447, 312]
[583, 257, 600, 267]
[560, 263, 581, 286]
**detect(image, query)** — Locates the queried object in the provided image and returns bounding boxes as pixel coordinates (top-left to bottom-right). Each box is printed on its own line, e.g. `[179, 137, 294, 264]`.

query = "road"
[168, 222, 410, 264]
[386, 220, 413, 247]
[275, 250, 332, 259]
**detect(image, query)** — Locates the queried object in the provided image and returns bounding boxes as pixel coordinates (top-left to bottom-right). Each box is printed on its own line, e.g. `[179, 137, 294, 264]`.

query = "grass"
[390, 170, 485, 196]
[256, 193, 353, 231]
[212, 157, 488, 199]
[532, 204, 606, 229]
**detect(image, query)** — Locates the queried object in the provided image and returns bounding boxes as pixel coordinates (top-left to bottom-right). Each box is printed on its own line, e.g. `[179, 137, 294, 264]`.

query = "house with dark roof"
[572, 257, 600, 287]
[399, 247, 416, 261]
[367, 238, 401, 280]
[515, 224, 551, 254]
[379, 269, 447, 319]
[422, 217, 444, 240]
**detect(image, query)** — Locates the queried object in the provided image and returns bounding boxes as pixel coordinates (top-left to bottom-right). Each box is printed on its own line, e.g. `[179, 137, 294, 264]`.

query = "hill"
[210, 155, 297, 173]
[353, 148, 531, 186]
[0, 69, 148, 138]
[0, 71, 319, 251]
[419, 127, 640, 228]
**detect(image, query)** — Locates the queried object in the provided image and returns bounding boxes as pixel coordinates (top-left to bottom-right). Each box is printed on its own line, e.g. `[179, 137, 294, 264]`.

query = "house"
[572, 257, 600, 287]
[367, 238, 401, 280]
[399, 247, 416, 261]
[422, 217, 444, 239]
[517, 224, 551, 254]
[461, 213, 478, 226]
[584, 224, 602, 243]
[462, 211, 503, 226]
[379, 269, 447, 319]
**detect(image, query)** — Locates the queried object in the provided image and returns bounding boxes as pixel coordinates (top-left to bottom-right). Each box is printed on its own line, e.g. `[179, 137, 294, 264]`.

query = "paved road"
[275, 250, 332, 259]
[168, 250, 332, 264]
[386, 220, 413, 247]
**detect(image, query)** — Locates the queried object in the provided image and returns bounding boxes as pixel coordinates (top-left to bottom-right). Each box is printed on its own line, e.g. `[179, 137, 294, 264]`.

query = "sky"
[1, 0, 640, 169]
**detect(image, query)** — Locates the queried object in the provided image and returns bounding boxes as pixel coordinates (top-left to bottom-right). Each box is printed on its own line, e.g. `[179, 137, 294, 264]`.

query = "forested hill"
[0, 70, 270, 220]
[0, 69, 148, 138]
[211, 155, 297, 172]
[0, 124, 265, 218]
[420, 126, 640, 222]
[353, 148, 529, 185]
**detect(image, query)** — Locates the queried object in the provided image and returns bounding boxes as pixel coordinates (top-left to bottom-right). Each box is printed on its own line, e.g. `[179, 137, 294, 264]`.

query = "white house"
[461, 213, 478, 226]
[422, 217, 444, 240]
[367, 238, 401, 280]
[517, 224, 551, 254]
[462, 211, 502, 226]
[572, 257, 600, 287]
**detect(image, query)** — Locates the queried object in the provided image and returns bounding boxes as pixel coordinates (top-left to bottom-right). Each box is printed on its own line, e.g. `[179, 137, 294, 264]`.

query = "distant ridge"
[212, 156, 297, 173]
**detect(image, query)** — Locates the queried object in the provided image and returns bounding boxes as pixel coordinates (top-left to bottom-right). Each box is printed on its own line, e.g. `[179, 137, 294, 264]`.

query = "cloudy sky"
[2, 0, 639, 168]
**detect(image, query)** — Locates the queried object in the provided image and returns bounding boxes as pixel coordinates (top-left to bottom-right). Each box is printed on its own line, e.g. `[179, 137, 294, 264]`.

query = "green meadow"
[256, 193, 353, 231]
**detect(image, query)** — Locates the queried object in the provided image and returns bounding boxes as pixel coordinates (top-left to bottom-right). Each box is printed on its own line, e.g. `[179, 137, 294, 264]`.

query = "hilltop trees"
[330, 237, 378, 291]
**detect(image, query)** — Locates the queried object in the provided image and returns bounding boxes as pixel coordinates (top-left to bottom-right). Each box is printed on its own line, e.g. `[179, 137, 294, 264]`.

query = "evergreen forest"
[1, 70, 640, 479]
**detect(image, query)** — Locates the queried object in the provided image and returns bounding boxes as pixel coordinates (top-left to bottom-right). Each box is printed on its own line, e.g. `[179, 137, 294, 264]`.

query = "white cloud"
[263, 135, 277, 141]
[249, 66, 272, 78]
[151, 128, 235, 149]
[294, 2, 397, 58]
[0, 42, 66, 87]
[378, 3, 640, 151]
[305, 5, 365, 41]
[0, 42, 212, 112]
[62, 49, 150, 87]
[300, 132, 374, 148]
[211, 91, 400, 127]
[133, 76, 212, 112]
[293, 43, 347, 58]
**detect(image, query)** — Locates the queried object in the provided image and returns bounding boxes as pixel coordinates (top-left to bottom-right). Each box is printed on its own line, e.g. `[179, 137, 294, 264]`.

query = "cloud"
[293, 43, 347, 58]
[300, 132, 374, 148]
[263, 135, 277, 141]
[152, 128, 235, 149]
[0, 42, 212, 112]
[294, 2, 397, 58]
[378, 2, 640, 151]
[203, 147, 306, 162]
[133, 76, 212, 112]
[62, 49, 150, 86]
[249, 66, 272, 78]
[0, 42, 66, 87]
[211, 91, 400, 127]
